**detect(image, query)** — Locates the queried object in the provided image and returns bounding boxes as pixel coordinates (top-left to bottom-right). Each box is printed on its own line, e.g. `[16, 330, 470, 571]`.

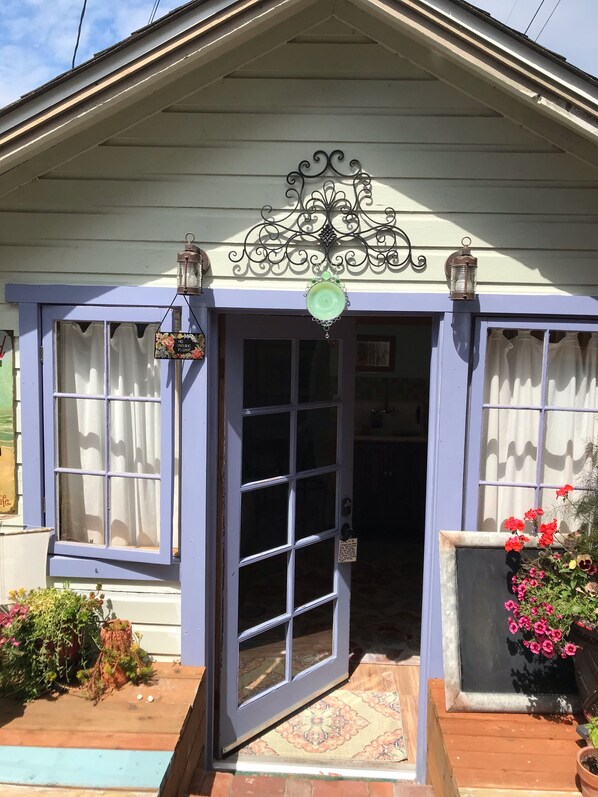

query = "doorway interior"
[218, 315, 431, 773]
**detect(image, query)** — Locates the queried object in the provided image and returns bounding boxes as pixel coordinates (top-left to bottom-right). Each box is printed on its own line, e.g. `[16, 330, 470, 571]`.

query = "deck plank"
[0, 663, 205, 796]
[427, 679, 581, 795]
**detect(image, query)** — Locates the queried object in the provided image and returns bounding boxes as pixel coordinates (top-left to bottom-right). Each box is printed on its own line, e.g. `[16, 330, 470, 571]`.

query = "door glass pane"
[239, 552, 288, 633]
[294, 538, 336, 609]
[110, 401, 161, 474]
[295, 472, 336, 541]
[56, 398, 105, 470]
[243, 340, 292, 408]
[109, 476, 159, 549]
[296, 407, 337, 473]
[242, 413, 290, 483]
[477, 485, 536, 532]
[56, 321, 104, 394]
[58, 473, 105, 544]
[292, 603, 334, 677]
[238, 624, 287, 706]
[241, 484, 289, 559]
[480, 408, 539, 483]
[298, 340, 339, 403]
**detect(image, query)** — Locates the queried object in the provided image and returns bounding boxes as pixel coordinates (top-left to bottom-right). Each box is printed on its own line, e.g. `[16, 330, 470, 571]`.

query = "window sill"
[48, 554, 180, 582]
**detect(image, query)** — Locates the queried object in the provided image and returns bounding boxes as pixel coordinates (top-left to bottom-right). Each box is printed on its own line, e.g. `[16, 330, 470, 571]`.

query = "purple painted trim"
[179, 301, 209, 666]
[202, 308, 220, 766]
[49, 555, 180, 581]
[41, 305, 175, 566]
[18, 303, 45, 527]
[8, 284, 598, 318]
[415, 312, 472, 784]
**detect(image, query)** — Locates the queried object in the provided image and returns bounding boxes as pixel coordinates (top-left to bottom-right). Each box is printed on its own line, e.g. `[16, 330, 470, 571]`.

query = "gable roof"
[0, 0, 596, 196]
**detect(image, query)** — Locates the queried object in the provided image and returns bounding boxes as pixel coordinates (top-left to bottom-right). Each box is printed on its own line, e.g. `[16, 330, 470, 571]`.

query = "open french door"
[219, 314, 356, 754]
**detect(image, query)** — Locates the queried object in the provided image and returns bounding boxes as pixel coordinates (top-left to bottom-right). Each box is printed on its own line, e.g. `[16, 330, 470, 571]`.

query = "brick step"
[190, 771, 434, 796]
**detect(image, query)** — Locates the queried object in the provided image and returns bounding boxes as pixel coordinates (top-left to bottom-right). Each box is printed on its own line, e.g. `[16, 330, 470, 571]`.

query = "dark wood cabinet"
[352, 439, 427, 538]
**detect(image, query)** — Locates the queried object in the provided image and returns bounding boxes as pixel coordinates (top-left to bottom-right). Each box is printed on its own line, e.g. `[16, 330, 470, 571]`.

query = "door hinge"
[40, 346, 43, 364]
[42, 496, 46, 513]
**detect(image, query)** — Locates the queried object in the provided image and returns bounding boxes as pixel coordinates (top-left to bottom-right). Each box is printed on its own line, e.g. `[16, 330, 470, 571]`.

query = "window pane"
[542, 411, 598, 485]
[57, 398, 104, 470]
[238, 624, 286, 706]
[56, 321, 104, 394]
[547, 331, 598, 408]
[238, 552, 288, 634]
[292, 603, 334, 677]
[242, 413, 290, 483]
[294, 538, 335, 609]
[241, 484, 289, 559]
[295, 472, 336, 541]
[110, 401, 161, 474]
[109, 323, 160, 398]
[481, 408, 539, 484]
[483, 329, 543, 405]
[109, 476, 159, 549]
[296, 407, 337, 472]
[477, 485, 536, 532]
[243, 340, 292, 408]
[298, 340, 339, 403]
[58, 472, 105, 544]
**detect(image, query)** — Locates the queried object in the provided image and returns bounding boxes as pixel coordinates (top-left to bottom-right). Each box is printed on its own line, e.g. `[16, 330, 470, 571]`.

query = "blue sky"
[0, 0, 596, 109]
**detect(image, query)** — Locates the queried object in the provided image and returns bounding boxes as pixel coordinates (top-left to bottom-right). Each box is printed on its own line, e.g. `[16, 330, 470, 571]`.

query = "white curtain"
[479, 330, 542, 530]
[480, 329, 598, 531]
[58, 321, 161, 548]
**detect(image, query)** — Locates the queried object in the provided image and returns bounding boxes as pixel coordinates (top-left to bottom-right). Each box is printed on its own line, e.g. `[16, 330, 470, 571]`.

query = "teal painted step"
[0, 746, 173, 790]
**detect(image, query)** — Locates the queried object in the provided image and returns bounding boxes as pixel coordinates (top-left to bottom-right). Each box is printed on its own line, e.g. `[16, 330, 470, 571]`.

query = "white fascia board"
[0, 0, 242, 134]
[417, 0, 598, 110]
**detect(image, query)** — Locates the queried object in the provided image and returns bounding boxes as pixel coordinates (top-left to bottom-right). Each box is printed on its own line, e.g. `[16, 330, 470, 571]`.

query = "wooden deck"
[0, 662, 205, 797]
[426, 679, 583, 797]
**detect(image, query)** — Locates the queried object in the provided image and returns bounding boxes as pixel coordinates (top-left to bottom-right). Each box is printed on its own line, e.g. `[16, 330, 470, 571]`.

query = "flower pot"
[577, 747, 598, 796]
[100, 620, 132, 654]
[570, 622, 598, 719]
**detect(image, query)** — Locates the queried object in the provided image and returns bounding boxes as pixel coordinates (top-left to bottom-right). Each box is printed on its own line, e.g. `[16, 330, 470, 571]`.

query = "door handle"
[340, 523, 354, 541]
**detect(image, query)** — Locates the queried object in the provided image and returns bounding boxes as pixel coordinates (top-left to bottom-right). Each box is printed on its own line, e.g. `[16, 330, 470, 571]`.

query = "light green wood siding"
[0, 16, 596, 296]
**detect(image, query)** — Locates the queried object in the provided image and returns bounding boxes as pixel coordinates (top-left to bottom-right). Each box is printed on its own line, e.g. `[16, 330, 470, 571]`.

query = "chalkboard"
[439, 531, 579, 713]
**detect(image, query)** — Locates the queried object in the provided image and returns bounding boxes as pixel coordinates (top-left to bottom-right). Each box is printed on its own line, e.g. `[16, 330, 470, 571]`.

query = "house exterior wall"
[50, 579, 182, 660]
[0, 14, 597, 775]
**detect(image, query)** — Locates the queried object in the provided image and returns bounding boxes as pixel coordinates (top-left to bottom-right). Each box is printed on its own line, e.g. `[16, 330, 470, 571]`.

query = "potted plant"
[78, 618, 154, 702]
[577, 716, 598, 796]
[503, 480, 598, 718]
[0, 584, 104, 700]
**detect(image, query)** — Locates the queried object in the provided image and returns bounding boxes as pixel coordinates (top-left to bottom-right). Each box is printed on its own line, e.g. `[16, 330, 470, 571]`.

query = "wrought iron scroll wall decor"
[229, 150, 427, 334]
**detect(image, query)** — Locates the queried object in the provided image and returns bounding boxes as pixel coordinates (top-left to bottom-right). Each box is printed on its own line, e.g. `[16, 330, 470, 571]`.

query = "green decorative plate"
[306, 281, 347, 322]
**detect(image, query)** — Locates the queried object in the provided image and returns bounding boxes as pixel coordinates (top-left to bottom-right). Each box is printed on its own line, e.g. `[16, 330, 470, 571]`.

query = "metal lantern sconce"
[445, 237, 477, 300]
[177, 233, 210, 295]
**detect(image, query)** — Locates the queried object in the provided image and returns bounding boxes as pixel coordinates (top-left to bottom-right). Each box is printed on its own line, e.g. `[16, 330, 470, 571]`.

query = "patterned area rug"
[236, 690, 407, 766]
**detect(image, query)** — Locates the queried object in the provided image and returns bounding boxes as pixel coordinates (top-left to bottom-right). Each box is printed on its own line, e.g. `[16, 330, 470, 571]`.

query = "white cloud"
[0, 0, 182, 107]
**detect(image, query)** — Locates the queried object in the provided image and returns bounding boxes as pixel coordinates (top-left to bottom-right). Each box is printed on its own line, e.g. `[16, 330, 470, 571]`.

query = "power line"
[534, 0, 564, 41]
[148, 0, 162, 25]
[524, 0, 549, 35]
[71, 0, 89, 69]
[524, 0, 547, 34]
[505, 0, 520, 24]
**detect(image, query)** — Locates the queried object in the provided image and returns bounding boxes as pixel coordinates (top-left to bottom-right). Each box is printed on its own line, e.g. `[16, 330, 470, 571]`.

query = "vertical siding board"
[180, 301, 210, 666]
[18, 302, 44, 526]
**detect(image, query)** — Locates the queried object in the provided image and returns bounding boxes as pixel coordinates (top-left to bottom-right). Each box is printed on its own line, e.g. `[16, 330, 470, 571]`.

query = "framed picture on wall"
[356, 335, 395, 372]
